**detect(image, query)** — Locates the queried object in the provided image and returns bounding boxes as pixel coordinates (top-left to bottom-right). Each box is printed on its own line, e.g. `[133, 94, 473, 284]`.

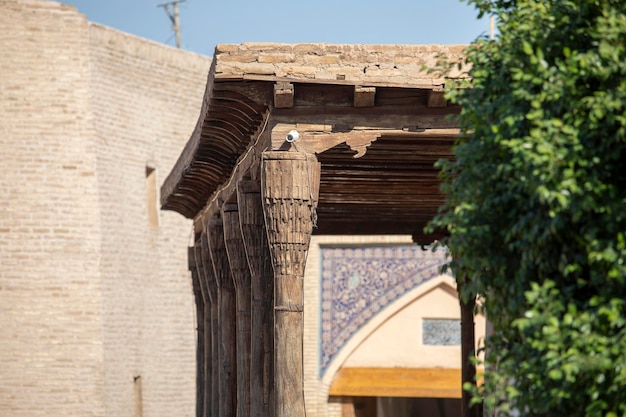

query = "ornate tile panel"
[422, 319, 461, 345]
[319, 245, 448, 375]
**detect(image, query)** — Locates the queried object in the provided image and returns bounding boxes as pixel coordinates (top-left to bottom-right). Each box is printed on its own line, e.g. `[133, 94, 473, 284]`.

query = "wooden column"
[261, 151, 320, 417]
[237, 180, 274, 417]
[189, 246, 205, 417]
[459, 281, 480, 417]
[194, 243, 211, 417]
[222, 203, 252, 417]
[209, 217, 237, 417]
[200, 232, 220, 417]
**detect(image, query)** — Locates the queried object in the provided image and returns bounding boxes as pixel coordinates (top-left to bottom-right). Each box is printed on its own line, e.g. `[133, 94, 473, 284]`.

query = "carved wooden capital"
[261, 151, 320, 279]
[208, 217, 235, 291]
[200, 231, 219, 304]
[222, 203, 252, 291]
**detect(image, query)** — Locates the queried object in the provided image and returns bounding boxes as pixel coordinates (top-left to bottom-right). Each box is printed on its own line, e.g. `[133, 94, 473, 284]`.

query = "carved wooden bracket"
[271, 123, 381, 158]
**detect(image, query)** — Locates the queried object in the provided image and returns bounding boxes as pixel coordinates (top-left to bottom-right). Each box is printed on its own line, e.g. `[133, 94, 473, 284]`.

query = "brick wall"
[0, 1, 212, 416]
[88, 22, 211, 417]
[0, 1, 105, 416]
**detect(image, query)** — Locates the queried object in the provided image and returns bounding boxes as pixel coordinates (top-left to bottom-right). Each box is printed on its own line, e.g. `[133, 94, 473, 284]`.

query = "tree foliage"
[429, 0, 626, 415]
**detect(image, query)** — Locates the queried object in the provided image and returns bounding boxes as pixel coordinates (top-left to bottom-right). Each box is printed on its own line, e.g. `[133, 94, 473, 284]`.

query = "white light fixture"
[286, 130, 300, 143]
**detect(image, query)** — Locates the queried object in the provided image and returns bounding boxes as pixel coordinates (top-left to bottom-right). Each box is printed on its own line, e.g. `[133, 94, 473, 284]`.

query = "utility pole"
[158, 0, 185, 48]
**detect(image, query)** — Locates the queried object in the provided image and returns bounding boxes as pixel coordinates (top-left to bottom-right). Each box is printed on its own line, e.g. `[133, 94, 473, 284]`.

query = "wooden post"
[237, 180, 274, 417]
[189, 246, 205, 417]
[261, 151, 320, 417]
[222, 203, 252, 417]
[459, 281, 480, 417]
[194, 242, 211, 417]
[209, 217, 238, 417]
[200, 232, 220, 417]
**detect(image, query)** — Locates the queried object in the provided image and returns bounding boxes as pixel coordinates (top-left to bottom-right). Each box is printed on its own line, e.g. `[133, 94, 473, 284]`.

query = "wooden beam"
[328, 368, 462, 399]
[354, 86, 375, 108]
[271, 123, 459, 159]
[239, 73, 459, 90]
[427, 86, 447, 108]
[274, 82, 294, 108]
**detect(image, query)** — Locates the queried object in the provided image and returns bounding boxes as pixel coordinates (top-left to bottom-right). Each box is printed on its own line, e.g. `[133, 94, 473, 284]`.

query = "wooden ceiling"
[315, 133, 455, 236]
[161, 76, 459, 241]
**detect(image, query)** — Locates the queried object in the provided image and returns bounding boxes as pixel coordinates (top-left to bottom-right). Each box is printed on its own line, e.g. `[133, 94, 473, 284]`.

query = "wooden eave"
[161, 44, 466, 238]
[160, 60, 274, 218]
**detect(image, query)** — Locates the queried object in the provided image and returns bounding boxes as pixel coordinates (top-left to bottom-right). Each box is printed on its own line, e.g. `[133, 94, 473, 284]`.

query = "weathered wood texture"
[164, 78, 460, 228]
[261, 151, 320, 417]
[188, 247, 205, 417]
[274, 82, 294, 109]
[161, 80, 272, 218]
[237, 180, 274, 417]
[208, 218, 237, 417]
[194, 243, 212, 417]
[353, 86, 375, 108]
[222, 204, 252, 417]
[459, 283, 480, 417]
[200, 232, 220, 417]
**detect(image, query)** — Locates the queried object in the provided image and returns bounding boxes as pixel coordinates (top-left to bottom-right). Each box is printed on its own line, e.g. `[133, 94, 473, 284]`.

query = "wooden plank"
[238, 73, 450, 89]
[328, 368, 462, 399]
[270, 123, 458, 158]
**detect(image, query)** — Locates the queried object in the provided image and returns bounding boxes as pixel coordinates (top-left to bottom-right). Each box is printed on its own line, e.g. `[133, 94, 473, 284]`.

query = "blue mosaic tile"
[422, 319, 461, 346]
[319, 245, 449, 375]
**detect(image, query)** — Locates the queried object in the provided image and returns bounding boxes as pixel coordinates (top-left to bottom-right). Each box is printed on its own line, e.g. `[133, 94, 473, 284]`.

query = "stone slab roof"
[213, 43, 469, 87]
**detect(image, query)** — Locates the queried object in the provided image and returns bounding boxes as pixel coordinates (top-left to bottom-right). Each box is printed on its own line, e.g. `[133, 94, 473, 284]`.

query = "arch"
[320, 274, 457, 389]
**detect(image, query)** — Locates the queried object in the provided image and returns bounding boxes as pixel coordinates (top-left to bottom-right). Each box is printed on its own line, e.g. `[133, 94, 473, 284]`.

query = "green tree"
[429, 1, 626, 415]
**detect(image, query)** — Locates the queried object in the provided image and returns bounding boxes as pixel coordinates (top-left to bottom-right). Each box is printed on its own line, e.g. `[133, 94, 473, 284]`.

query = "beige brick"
[0, 2, 209, 417]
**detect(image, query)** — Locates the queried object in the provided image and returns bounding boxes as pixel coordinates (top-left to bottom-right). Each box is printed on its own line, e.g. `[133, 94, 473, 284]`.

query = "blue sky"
[62, 0, 489, 57]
